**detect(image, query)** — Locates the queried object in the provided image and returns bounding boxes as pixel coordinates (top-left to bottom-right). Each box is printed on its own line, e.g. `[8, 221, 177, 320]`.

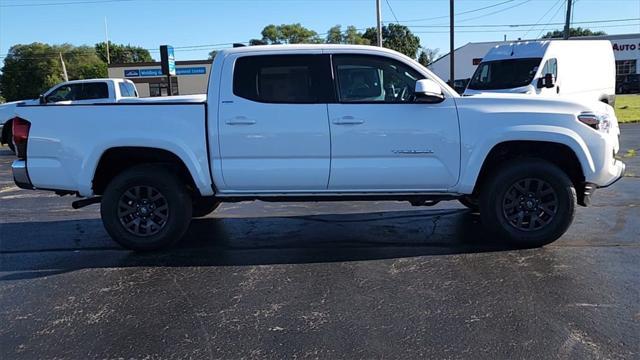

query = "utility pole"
[563, 0, 573, 40]
[449, 0, 454, 86]
[376, 0, 383, 47]
[104, 17, 110, 64]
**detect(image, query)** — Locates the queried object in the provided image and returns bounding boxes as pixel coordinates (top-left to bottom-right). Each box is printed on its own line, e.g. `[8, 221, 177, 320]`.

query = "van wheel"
[101, 165, 192, 251]
[479, 159, 575, 248]
[192, 197, 220, 218]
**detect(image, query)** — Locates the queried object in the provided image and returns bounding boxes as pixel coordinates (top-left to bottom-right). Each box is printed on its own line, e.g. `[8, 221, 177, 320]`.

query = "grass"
[614, 95, 640, 123]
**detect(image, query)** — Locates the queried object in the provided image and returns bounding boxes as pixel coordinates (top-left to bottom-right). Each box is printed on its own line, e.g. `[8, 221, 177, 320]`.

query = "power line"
[405, 17, 640, 28]
[536, 0, 568, 38]
[0, 0, 132, 7]
[457, 0, 534, 24]
[522, 0, 564, 39]
[384, 0, 400, 24]
[396, 0, 518, 23]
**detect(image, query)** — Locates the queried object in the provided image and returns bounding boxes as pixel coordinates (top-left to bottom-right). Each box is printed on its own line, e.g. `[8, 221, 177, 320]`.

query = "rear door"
[327, 54, 460, 191]
[217, 53, 334, 191]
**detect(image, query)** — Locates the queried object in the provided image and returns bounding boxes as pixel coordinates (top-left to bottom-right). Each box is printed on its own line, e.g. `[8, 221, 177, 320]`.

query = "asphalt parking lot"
[1, 125, 639, 359]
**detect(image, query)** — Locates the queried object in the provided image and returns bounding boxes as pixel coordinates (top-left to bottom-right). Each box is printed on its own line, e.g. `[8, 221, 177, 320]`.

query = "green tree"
[326, 25, 343, 44]
[0, 43, 107, 101]
[256, 23, 321, 44]
[343, 25, 370, 45]
[541, 27, 606, 39]
[95, 42, 153, 64]
[363, 24, 421, 58]
[417, 48, 439, 67]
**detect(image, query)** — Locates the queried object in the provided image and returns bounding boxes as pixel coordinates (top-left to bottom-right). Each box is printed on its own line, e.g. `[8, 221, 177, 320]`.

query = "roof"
[220, 44, 404, 56]
[108, 60, 210, 68]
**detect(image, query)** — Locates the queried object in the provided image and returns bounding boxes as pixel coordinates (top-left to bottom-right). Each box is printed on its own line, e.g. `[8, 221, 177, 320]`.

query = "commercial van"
[464, 40, 615, 105]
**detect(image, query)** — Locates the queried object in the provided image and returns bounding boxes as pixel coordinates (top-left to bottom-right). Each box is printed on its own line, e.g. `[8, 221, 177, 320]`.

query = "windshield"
[468, 58, 542, 90]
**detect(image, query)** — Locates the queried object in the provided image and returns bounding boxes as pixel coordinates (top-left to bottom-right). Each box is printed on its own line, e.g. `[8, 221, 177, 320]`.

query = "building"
[108, 60, 211, 97]
[428, 33, 640, 86]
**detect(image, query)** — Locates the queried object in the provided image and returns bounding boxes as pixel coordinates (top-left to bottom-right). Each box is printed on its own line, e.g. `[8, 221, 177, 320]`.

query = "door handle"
[332, 116, 364, 125]
[226, 116, 256, 125]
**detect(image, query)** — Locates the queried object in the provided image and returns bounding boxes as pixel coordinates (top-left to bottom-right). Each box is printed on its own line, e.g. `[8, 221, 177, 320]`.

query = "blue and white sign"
[167, 47, 176, 76]
[123, 67, 207, 78]
[124, 69, 140, 77]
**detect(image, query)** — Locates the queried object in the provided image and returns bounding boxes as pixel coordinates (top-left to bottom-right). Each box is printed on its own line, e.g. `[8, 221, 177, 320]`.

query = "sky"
[1, 0, 639, 62]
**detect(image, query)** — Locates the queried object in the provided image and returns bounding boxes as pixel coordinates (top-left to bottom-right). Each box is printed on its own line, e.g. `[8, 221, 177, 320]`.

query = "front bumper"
[12, 160, 34, 189]
[598, 159, 626, 188]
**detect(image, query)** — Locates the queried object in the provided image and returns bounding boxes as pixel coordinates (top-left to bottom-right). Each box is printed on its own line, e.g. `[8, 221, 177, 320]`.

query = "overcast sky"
[1, 0, 639, 61]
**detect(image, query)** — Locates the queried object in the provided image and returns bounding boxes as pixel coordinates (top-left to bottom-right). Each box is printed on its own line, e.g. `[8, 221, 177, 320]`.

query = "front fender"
[455, 125, 594, 194]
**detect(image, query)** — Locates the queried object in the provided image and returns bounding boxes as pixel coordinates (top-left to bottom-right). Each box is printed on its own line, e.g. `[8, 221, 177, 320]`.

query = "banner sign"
[123, 67, 206, 78]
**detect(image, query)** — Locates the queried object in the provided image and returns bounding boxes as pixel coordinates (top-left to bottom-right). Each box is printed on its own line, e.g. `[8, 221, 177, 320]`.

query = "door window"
[45, 84, 78, 102]
[76, 82, 109, 100]
[332, 55, 424, 103]
[119, 82, 138, 97]
[233, 55, 333, 103]
[541, 58, 558, 79]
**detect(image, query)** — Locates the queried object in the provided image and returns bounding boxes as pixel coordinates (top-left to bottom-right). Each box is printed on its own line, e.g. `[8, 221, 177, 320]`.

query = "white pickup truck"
[10, 45, 625, 251]
[0, 78, 138, 152]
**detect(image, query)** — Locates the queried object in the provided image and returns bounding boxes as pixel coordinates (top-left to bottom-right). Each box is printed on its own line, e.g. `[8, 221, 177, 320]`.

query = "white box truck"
[464, 40, 616, 105]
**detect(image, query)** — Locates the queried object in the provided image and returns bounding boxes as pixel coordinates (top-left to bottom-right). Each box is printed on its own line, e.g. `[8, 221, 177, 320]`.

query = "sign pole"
[160, 45, 176, 96]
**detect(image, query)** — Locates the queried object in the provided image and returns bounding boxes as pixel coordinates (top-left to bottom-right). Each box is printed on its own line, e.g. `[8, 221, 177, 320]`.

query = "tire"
[479, 158, 576, 248]
[2, 123, 14, 153]
[100, 165, 193, 251]
[458, 196, 480, 212]
[192, 197, 220, 218]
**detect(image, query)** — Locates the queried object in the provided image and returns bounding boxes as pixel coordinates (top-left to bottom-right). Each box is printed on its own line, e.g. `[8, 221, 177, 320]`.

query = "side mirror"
[39, 94, 46, 104]
[415, 79, 445, 103]
[537, 73, 555, 89]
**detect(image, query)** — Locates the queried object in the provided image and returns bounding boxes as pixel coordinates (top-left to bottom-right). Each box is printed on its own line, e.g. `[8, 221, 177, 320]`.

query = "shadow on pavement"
[0, 208, 521, 280]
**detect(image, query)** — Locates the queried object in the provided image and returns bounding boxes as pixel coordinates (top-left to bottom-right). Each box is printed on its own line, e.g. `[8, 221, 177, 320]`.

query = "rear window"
[119, 82, 137, 97]
[233, 55, 332, 103]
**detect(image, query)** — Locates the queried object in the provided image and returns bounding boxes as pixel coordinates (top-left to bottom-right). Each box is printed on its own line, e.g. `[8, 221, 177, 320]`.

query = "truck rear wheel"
[479, 159, 576, 247]
[101, 165, 192, 251]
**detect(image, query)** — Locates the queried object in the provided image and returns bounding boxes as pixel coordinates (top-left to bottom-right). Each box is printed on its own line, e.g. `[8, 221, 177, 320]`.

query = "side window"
[541, 58, 558, 79]
[233, 55, 333, 103]
[333, 55, 425, 103]
[119, 82, 137, 97]
[46, 84, 78, 103]
[77, 82, 109, 100]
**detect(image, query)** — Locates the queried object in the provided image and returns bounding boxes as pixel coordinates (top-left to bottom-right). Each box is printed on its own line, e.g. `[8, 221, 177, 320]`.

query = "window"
[45, 84, 76, 102]
[149, 79, 178, 97]
[541, 58, 558, 79]
[616, 60, 637, 76]
[76, 82, 108, 100]
[468, 58, 542, 90]
[332, 55, 424, 103]
[119, 82, 138, 97]
[233, 55, 332, 103]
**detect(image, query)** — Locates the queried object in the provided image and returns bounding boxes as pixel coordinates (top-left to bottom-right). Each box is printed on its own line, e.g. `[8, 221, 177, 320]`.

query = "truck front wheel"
[101, 165, 192, 251]
[479, 159, 576, 247]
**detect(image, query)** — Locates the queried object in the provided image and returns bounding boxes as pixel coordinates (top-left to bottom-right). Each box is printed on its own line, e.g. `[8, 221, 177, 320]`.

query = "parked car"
[10, 45, 625, 251]
[617, 74, 640, 94]
[0, 78, 138, 152]
[464, 40, 616, 105]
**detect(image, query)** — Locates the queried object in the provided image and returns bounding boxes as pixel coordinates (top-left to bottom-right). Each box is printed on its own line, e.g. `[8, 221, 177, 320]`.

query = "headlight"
[578, 112, 610, 132]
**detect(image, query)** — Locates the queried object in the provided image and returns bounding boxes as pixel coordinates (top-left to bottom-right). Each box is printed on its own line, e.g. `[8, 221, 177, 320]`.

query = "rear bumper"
[12, 160, 34, 189]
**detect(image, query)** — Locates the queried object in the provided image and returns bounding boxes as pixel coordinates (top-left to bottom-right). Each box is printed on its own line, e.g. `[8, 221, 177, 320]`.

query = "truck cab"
[464, 40, 616, 105]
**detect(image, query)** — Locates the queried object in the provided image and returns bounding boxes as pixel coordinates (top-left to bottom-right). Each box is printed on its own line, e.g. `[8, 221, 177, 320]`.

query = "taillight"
[11, 117, 30, 159]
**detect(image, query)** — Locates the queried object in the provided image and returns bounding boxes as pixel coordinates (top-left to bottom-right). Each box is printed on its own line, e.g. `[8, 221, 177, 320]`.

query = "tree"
[541, 27, 606, 39]
[417, 48, 439, 67]
[326, 25, 370, 45]
[0, 43, 107, 101]
[95, 42, 153, 64]
[363, 24, 421, 58]
[326, 25, 343, 44]
[255, 23, 321, 44]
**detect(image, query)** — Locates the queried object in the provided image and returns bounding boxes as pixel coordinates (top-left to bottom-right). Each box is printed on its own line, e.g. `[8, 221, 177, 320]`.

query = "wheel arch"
[457, 127, 595, 196]
[91, 146, 207, 197]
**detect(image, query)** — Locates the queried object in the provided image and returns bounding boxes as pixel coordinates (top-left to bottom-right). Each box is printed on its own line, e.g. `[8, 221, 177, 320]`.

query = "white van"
[464, 40, 616, 105]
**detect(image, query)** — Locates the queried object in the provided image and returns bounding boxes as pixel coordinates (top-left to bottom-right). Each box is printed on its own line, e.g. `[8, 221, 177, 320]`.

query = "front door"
[218, 53, 333, 191]
[327, 54, 460, 191]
